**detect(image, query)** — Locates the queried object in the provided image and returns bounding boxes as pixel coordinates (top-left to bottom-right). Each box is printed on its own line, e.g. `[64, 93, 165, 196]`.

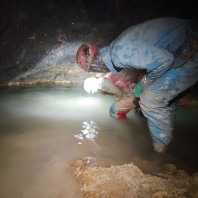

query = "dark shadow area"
[167, 102, 198, 174]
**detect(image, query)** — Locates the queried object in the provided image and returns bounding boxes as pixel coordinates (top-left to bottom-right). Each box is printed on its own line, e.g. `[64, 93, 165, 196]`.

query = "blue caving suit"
[100, 17, 198, 150]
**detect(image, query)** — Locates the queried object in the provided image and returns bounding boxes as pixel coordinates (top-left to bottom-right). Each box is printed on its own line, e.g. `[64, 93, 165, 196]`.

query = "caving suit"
[99, 17, 198, 151]
[102, 70, 138, 119]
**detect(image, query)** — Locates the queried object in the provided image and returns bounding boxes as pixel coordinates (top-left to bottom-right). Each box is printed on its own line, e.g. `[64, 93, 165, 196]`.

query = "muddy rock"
[69, 158, 198, 198]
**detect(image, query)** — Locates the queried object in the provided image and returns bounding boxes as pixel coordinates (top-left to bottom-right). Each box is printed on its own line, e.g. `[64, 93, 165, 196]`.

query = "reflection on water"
[75, 121, 99, 146]
[0, 87, 198, 198]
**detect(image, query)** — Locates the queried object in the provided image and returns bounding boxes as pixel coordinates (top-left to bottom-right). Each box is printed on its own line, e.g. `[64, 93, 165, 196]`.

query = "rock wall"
[0, 0, 197, 86]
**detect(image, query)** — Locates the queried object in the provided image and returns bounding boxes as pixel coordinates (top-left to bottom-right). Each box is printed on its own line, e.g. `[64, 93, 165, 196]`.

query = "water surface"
[0, 87, 197, 198]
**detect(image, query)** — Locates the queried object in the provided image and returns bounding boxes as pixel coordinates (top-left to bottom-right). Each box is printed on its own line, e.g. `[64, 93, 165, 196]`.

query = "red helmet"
[76, 43, 97, 72]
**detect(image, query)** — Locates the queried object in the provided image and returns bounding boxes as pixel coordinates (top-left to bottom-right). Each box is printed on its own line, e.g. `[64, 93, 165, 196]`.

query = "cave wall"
[0, 0, 197, 86]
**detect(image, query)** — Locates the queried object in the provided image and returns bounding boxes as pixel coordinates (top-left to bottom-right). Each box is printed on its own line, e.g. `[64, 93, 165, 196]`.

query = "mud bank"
[69, 158, 198, 198]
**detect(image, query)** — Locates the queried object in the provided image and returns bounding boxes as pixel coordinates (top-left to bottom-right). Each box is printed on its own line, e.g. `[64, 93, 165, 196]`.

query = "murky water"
[0, 87, 198, 198]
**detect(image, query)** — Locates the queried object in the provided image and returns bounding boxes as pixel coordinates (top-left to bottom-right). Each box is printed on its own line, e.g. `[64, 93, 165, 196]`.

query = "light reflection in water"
[74, 120, 99, 146]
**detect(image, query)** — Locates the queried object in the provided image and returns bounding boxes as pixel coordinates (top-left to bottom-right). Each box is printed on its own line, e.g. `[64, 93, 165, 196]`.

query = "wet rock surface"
[69, 157, 198, 198]
[0, 0, 121, 86]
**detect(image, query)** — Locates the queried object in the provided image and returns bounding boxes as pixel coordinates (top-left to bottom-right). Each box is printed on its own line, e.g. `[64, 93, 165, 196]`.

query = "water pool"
[0, 87, 197, 198]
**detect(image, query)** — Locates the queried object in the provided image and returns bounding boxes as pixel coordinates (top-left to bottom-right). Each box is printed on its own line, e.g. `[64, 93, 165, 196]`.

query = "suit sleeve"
[110, 40, 174, 82]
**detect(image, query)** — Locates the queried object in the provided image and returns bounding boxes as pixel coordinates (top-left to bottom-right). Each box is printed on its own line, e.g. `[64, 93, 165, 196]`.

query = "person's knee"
[139, 90, 160, 114]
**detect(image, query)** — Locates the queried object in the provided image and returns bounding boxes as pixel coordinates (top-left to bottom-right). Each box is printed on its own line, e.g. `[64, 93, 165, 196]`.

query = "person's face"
[88, 50, 110, 73]
[76, 44, 109, 73]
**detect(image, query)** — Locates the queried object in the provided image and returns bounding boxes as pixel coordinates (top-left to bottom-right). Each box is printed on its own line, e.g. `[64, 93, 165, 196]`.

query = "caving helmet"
[76, 43, 109, 73]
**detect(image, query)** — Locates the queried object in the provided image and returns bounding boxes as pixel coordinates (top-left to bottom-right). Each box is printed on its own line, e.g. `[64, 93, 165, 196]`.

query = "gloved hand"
[133, 82, 144, 98]
[98, 77, 123, 101]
